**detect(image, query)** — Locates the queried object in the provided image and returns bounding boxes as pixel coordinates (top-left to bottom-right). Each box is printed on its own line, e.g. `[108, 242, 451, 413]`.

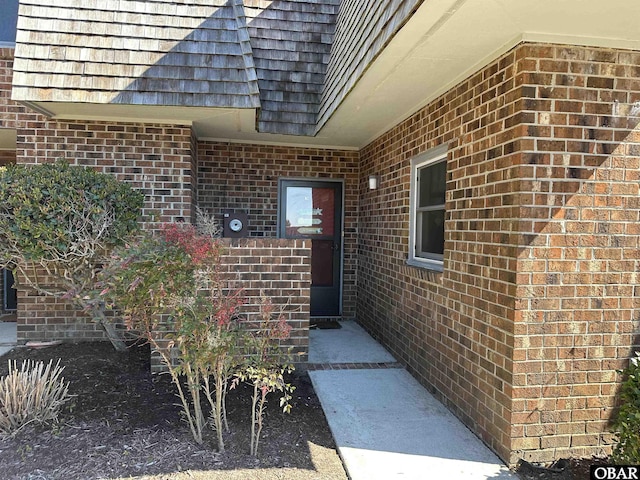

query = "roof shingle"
[12, 0, 260, 108]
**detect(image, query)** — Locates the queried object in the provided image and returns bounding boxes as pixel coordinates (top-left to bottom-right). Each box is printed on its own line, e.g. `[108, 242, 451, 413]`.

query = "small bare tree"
[195, 206, 222, 238]
[0, 161, 144, 351]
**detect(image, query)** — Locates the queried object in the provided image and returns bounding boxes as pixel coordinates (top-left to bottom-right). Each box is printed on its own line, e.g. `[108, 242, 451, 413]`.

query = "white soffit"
[320, 0, 640, 149]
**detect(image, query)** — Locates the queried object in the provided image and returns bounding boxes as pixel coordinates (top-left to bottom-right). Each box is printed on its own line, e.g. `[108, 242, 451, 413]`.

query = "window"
[408, 146, 447, 271]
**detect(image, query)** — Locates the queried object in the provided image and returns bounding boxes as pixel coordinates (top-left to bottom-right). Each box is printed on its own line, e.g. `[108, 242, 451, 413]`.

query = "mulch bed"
[0, 339, 614, 480]
[516, 457, 611, 480]
[0, 341, 347, 480]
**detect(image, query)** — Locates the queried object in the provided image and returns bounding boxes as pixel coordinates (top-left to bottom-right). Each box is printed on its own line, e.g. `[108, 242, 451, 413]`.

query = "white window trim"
[407, 145, 447, 272]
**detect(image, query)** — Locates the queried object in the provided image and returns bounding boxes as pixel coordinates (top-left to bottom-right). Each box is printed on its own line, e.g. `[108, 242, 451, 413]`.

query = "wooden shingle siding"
[245, 0, 340, 136]
[12, 0, 260, 108]
[317, 0, 425, 132]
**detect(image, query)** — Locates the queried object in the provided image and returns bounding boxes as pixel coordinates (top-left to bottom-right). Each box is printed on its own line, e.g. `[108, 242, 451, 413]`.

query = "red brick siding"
[358, 42, 640, 465]
[197, 141, 359, 319]
[220, 238, 311, 349]
[511, 44, 640, 464]
[190, 129, 199, 224]
[0, 151, 15, 165]
[16, 121, 194, 225]
[12, 120, 196, 342]
[149, 238, 311, 373]
[0, 47, 23, 129]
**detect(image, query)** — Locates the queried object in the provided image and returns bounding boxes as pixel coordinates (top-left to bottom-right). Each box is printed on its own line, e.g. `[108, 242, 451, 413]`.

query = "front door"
[278, 180, 343, 316]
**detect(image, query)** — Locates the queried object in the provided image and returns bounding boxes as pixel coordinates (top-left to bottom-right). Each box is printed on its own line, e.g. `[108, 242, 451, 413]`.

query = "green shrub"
[99, 223, 245, 450]
[0, 359, 72, 435]
[0, 160, 144, 350]
[0, 160, 143, 268]
[612, 352, 640, 463]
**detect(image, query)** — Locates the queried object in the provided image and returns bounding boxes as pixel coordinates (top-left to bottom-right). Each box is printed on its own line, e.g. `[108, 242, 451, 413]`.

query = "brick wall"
[16, 120, 194, 224]
[0, 47, 22, 129]
[147, 238, 311, 373]
[220, 238, 311, 352]
[197, 141, 359, 319]
[2, 46, 200, 340]
[12, 120, 196, 342]
[511, 44, 640, 464]
[358, 42, 640, 465]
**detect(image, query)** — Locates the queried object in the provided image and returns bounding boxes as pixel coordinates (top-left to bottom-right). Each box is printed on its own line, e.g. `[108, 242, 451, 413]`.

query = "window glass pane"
[419, 210, 445, 256]
[285, 186, 334, 237]
[418, 161, 446, 207]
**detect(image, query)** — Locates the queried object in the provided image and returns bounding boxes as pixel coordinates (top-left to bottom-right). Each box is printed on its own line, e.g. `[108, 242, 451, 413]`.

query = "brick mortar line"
[306, 362, 403, 371]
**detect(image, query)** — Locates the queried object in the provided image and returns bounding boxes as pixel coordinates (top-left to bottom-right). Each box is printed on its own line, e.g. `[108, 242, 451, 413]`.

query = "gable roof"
[10, 0, 640, 148]
[246, 0, 340, 136]
[11, 0, 416, 137]
[12, 0, 260, 108]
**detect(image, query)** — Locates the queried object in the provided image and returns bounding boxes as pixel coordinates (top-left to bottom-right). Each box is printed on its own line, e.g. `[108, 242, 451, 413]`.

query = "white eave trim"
[521, 31, 640, 51]
[19, 101, 54, 118]
[197, 135, 360, 151]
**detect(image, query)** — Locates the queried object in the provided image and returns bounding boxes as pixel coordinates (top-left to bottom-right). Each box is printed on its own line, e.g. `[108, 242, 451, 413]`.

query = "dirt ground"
[0, 341, 347, 480]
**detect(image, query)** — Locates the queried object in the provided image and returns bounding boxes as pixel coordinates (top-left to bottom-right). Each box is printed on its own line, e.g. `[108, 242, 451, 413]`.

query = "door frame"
[277, 177, 345, 317]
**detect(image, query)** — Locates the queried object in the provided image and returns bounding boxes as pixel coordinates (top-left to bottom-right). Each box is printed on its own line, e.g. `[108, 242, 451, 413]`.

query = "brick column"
[510, 44, 640, 465]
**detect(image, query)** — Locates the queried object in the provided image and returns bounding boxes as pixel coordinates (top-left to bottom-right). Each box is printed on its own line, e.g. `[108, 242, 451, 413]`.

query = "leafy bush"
[0, 160, 143, 268]
[612, 352, 640, 463]
[234, 294, 296, 456]
[100, 224, 245, 450]
[0, 161, 144, 350]
[0, 359, 72, 435]
[100, 224, 297, 455]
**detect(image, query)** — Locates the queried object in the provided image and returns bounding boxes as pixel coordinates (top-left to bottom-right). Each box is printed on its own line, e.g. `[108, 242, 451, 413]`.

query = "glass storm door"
[279, 180, 343, 317]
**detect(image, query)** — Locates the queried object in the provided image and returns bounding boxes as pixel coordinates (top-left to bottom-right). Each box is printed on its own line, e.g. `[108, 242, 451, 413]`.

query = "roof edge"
[232, 0, 261, 109]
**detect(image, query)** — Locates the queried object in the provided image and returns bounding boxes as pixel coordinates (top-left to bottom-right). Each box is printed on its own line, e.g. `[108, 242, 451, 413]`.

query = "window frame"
[407, 145, 447, 272]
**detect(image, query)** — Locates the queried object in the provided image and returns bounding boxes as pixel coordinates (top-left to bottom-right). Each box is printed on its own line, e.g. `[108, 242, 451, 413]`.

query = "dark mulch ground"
[515, 457, 610, 480]
[0, 339, 616, 480]
[0, 341, 347, 480]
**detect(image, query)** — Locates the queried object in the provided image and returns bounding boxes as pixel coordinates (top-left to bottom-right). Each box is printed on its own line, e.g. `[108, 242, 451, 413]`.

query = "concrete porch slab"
[309, 320, 396, 364]
[308, 321, 516, 479]
[0, 319, 17, 357]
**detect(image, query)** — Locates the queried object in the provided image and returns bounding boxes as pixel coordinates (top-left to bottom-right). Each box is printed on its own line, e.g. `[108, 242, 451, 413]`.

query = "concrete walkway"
[308, 321, 516, 480]
[0, 317, 17, 357]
